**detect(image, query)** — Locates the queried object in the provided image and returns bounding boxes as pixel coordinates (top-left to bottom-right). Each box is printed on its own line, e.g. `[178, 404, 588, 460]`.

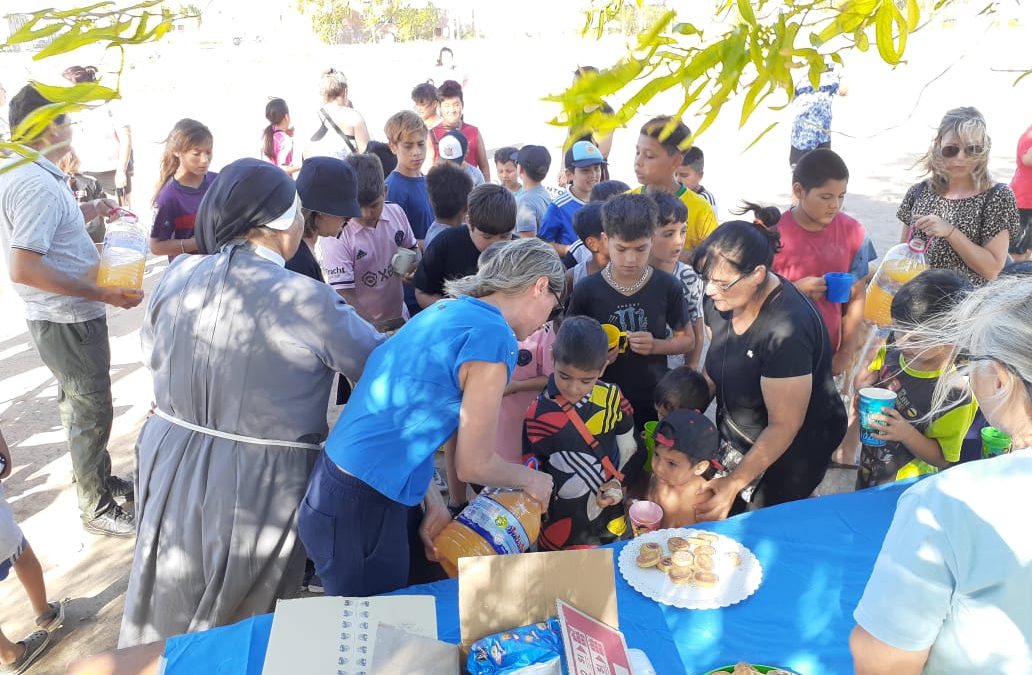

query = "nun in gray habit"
[119, 158, 385, 647]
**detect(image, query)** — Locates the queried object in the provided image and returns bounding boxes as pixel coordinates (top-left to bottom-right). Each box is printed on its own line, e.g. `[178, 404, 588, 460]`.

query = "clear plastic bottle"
[96, 208, 147, 289]
[863, 232, 929, 326]
[434, 488, 542, 578]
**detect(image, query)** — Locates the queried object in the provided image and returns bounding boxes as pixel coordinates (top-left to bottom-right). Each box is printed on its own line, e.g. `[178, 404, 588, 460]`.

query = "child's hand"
[868, 407, 919, 443]
[595, 479, 623, 508]
[626, 331, 655, 356]
[831, 350, 852, 378]
[854, 365, 878, 393]
[794, 276, 828, 301]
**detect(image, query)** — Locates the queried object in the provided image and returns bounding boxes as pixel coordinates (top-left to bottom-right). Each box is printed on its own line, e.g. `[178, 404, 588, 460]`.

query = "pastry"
[732, 664, 758, 675]
[669, 566, 695, 585]
[693, 553, 715, 571]
[693, 570, 719, 588]
[693, 544, 716, 557]
[684, 536, 709, 547]
[656, 556, 674, 573]
[667, 536, 690, 552]
[636, 542, 662, 568]
[723, 551, 742, 568]
[695, 532, 718, 543]
[670, 550, 694, 568]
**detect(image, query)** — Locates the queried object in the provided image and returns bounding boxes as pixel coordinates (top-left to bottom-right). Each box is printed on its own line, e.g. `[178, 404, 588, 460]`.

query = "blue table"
[163, 480, 911, 675]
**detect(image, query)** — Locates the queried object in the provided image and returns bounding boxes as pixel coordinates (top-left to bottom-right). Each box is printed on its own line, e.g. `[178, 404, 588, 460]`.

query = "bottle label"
[104, 229, 146, 251]
[455, 494, 531, 556]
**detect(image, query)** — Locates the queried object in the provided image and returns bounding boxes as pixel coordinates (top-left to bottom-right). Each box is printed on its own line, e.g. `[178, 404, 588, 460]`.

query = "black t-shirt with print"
[703, 276, 845, 457]
[412, 224, 481, 297]
[285, 240, 324, 283]
[567, 269, 689, 404]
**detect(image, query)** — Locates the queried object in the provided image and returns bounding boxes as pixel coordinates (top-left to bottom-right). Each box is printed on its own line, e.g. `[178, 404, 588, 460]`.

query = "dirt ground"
[0, 9, 1026, 673]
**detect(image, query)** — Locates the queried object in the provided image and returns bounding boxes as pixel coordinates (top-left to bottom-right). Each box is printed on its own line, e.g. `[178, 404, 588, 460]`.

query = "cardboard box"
[458, 548, 619, 653]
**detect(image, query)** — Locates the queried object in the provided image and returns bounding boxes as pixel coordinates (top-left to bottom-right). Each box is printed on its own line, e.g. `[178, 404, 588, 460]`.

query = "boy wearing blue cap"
[539, 140, 604, 256]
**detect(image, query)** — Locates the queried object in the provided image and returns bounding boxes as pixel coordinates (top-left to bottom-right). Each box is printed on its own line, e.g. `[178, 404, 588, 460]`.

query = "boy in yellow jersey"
[630, 116, 718, 255]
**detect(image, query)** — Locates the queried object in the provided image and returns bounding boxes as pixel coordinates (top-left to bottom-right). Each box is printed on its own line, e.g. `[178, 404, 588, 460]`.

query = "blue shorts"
[0, 536, 26, 582]
[298, 451, 411, 597]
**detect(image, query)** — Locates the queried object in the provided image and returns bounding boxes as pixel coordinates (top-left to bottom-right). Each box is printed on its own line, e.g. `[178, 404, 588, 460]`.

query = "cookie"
[693, 544, 716, 557]
[693, 570, 719, 588]
[695, 532, 718, 543]
[723, 551, 742, 568]
[670, 550, 694, 568]
[669, 566, 695, 585]
[636, 542, 662, 568]
[656, 556, 674, 574]
[666, 536, 690, 552]
[684, 536, 709, 547]
[693, 553, 715, 571]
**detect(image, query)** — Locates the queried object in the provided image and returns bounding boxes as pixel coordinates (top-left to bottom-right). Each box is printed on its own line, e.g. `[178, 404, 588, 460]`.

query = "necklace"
[603, 263, 649, 293]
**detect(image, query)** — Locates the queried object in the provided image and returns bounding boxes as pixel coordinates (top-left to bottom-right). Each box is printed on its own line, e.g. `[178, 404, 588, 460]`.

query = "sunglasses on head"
[940, 143, 984, 158]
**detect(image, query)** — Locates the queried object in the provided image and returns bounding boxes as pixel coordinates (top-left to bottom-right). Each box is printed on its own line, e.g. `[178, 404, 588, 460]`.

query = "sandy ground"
[0, 9, 1027, 672]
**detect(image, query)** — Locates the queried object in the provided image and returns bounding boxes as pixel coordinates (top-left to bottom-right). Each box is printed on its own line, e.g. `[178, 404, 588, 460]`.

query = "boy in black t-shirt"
[413, 183, 515, 307]
[567, 193, 693, 435]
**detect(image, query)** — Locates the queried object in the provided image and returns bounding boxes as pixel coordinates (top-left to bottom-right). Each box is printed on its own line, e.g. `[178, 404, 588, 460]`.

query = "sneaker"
[306, 574, 325, 594]
[35, 602, 64, 633]
[0, 630, 50, 674]
[107, 475, 134, 502]
[83, 505, 135, 538]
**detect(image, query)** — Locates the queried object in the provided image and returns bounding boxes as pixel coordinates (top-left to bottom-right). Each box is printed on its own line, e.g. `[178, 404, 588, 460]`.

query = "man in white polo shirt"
[0, 84, 142, 537]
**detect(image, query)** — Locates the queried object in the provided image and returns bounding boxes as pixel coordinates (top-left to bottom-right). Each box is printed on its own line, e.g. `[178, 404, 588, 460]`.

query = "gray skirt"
[118, 417, 317, 647]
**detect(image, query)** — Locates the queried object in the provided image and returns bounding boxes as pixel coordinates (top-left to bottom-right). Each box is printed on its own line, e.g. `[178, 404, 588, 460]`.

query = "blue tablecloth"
[164, 480, 912, 675]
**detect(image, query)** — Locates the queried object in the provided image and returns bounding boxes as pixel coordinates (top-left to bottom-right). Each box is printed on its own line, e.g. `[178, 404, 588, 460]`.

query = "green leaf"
[737, 0, 757, 27]
[29, 81, 120, 105]
[740, 76, 773, 128]
[743, 121, 780, 151]
[905, 0, 921, 31]
[4, 20, 63, 46]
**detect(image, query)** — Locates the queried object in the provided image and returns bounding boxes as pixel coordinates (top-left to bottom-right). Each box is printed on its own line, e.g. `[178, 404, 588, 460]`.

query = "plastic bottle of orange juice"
[97, 209, 147, 289]
[864, 233, 928, 326]
[434, 488, 542, 577]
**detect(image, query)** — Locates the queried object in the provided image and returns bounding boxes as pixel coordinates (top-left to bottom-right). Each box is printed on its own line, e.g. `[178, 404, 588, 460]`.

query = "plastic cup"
[981, 426, 1012, 459]
[390, 248, 419, 275]
[602, 323, 628, 352]
[858, 387, 898, 447]
[642, 421, 658, 474]
[824, 272, 855, 303]
[628, 500, 663, 537]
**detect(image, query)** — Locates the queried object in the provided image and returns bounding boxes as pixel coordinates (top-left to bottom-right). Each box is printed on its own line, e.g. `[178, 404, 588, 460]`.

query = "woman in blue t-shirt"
[299, 238, 563, 596]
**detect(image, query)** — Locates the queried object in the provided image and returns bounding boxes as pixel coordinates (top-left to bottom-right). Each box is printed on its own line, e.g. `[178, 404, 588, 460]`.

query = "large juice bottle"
[96, 209, 147, 289]
[863, 234, 928, 326]
[434, 488, 542, 577]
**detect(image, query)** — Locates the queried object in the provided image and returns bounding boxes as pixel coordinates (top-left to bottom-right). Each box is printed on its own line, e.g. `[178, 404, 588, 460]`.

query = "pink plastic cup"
[628, 500, 663, 537]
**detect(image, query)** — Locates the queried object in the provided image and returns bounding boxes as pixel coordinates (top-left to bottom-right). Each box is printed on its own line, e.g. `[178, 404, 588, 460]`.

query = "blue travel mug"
[859, 387, 898, 446]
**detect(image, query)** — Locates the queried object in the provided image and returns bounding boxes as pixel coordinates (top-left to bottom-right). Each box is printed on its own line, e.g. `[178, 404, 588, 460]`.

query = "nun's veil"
[195, 158, 297, 254]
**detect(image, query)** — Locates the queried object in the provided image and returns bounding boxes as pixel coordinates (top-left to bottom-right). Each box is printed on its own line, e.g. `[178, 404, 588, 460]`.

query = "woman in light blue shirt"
[851, 275, 1032, 674]
[300, 238, 563, 596]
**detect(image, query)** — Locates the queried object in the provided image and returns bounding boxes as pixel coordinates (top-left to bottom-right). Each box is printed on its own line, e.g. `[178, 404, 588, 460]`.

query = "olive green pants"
[26, 316, 116, 520]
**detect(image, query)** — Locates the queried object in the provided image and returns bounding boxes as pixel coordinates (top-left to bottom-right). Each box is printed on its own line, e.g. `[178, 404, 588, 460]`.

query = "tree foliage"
[296, 0, 442, 44]
[1, 1, 191, 160]
[551, 0, 1009, 150]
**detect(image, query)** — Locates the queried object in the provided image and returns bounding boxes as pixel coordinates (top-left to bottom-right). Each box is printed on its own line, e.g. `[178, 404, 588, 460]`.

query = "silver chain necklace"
[603, 263, 649, 293]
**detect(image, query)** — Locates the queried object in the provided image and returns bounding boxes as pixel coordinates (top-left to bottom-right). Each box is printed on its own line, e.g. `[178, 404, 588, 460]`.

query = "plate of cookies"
[617, 528, 763, 609]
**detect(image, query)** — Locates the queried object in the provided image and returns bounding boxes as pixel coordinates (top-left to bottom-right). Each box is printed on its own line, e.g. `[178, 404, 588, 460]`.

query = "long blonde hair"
[153, 118, 213, 204]
[920, 106, 994, 195]
[445, 238, 565, 299]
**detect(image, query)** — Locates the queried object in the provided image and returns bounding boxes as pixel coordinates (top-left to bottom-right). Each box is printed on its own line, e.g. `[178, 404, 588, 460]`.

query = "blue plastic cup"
[824, 272, 855, 303]
[859, 387, 898, 447]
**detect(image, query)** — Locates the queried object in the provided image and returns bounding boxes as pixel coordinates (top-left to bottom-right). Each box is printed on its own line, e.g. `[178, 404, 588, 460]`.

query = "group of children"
[64, 73, 1000, 555]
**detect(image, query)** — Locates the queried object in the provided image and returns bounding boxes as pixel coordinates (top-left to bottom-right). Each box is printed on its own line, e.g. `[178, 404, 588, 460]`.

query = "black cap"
[295, 157, 362, 218]
[655, 410, 720, 464]
[516, 145, 551, 176]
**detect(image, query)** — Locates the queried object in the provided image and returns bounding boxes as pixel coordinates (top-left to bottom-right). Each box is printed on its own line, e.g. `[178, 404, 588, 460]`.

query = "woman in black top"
[694, 217, 846, 520]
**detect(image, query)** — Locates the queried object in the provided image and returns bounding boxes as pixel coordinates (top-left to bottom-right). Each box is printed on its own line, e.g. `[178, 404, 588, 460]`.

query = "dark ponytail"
[262, 98, 289, 163]
[692, 204, 782, 279]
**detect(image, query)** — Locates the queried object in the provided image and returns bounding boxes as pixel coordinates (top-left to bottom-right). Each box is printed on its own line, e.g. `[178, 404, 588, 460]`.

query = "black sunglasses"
[548, 289, 564, 321]
[940, 144, 984, 158]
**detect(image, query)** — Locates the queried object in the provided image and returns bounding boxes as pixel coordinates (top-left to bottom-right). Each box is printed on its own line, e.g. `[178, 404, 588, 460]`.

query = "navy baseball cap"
[564, 140, 606, 169]
[295, 157, 362, 218]
[655, 409, 720, 464]
[516, 145, 551, 176]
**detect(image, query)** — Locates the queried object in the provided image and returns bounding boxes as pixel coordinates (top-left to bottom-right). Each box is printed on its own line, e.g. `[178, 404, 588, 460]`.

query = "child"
[287, 156, 361, 282]
[653, 367, 712, 419]
[424, 161, 474, 248]
[789, 64, 844, 167]
[630, 116, 717, 253]
[413, 183, 515, 308]
[366, 140, 397, 178]
[411, 82, 442, 130]
[567, 202, 607, 290]
[321, 153, 416, 333]
[523, 317, 637, 550]
[514, 145, 552, 239]
[567, 193, 693, 436]
[589, 180, 631, 203]
[150, 119, 216, 261]
[494, 146, 520, 194]
[855, 270, 978, 489]
[0, 429, 64, 673]
[437, 128, 484, 186]
[59, 148, 106, 243]
[563, 180, 631, 268]
[769, 148, 878, 374]
[539, 141, 604, 256]
[646, 409, 721, 529]
[650, 193, 705, 369]
[261, 98, 299, 176]
[431, 80, 491, 181]
[676, 146, 717, 212]
[385, 110, 433, 316]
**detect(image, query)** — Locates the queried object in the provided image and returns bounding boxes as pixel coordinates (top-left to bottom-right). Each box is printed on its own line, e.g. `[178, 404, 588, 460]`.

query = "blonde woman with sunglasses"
[898, 107, 1020, 286]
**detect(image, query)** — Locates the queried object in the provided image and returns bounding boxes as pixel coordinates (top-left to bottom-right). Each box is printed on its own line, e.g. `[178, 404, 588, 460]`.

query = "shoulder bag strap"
[320, 108, 359, 153]
[554, 393, 624, 482]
